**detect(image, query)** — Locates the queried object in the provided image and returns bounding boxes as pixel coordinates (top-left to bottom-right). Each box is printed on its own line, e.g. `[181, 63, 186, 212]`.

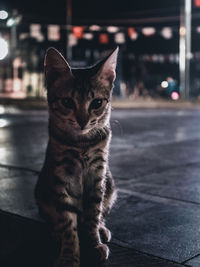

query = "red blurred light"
[194, 0, 200, 7]
[72, 26, 83, 39]
[128, 27, 135, 37]
[99, 33, 109, 44]
[171, 92, 179, 100]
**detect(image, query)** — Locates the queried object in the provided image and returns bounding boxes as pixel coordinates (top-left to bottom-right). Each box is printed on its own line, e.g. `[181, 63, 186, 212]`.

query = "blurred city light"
[197, 26, 200, 33]
[0, 106, 5, 114]
[107, 26, 119, 33]
[0, 10, 8, 20]
[128, 27, 138, 40]
[142, 27, 156, 36]
[161, 27, 173, 39]
[171, 92, 180, 100]
[161, 81, 168, 88]
[115, 32, 125, 44]
[0, 38, 8, 60]
[47, 25, 60, 41]
[179, 26, 186, 36]
[89, 25, 101, 31]
[72, 26, 84, 38]
[99, 33, 109, 44]
[6, 17, 15, 27]
[0, 119, 8, 128]
[195, 0, 200, 7]
[83, 33, 93, 40]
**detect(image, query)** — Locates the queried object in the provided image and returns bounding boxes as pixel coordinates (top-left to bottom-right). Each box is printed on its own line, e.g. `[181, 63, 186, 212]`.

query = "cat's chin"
[70, 127, 91, 135]
[80, 128, 91, 135]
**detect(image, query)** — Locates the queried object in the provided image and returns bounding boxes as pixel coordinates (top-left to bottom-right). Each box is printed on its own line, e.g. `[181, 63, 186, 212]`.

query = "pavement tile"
[0, 209, 185, 267]
[110, 138, 200, 180]
[0, 174, 40, 220]
[0, 166, 37, 179]
[107, 192, 200, 264]
[184, 255, 200, 267]
[106, 243, 185, 267]
[0, 170, 198, 265]
[114, 164, 200, 204]
[1, 109, 200, 266]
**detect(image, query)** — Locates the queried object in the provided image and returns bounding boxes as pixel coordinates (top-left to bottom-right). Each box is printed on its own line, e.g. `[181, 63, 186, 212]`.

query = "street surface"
[1, 107, 200, 266]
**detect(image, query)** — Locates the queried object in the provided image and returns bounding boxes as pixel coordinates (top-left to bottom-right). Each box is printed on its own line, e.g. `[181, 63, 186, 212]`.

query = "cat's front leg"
[54, 211, 80, 267]
[99, 169, 117, 244]
[36, 200, 80, 267]
[82, 176, 109, 262]
[99, 223, 111, 243]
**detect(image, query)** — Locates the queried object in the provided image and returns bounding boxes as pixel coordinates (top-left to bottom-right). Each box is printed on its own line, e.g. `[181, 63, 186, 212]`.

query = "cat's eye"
[61, 98, 75, 109]
[90, 99, 103, 110]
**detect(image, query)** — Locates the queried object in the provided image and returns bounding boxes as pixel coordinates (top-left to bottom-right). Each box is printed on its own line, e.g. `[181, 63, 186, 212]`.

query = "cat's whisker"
[111, 119, 123, 136]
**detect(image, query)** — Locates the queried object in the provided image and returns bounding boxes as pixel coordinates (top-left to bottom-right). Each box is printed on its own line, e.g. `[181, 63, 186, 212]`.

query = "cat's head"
[44, 47, 118, 134]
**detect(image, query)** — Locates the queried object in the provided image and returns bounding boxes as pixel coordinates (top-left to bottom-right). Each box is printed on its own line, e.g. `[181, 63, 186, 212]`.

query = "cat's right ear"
[44, 47, 73, 87]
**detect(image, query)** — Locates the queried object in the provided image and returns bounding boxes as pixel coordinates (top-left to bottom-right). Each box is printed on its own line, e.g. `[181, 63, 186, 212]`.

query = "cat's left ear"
[44, 47, 73, 88]
[97, 47, 119, 85]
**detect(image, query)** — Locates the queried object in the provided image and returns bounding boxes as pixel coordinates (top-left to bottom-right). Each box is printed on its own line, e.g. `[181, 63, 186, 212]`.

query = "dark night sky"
[1, 0, 180, 25]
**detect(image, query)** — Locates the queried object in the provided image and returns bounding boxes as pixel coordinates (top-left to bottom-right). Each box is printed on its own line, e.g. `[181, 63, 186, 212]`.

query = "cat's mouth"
[80, 128, 91, 135]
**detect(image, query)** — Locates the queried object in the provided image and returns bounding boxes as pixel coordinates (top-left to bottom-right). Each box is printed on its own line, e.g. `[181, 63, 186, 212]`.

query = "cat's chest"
[52, 138, 110, 185]
[80, 146, 107, 172]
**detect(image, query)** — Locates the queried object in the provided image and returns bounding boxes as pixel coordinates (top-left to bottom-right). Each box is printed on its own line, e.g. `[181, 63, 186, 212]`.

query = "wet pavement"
[1, 107, 200, 266]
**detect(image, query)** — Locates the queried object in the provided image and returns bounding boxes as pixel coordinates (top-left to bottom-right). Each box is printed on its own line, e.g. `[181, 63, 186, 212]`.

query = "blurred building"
[0, 0, 200, 99]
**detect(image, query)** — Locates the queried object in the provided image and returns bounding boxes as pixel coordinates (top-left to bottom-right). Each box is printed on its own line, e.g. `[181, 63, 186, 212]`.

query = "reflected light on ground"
[175, 127, 186, 141]
[0, 119, 9, 127]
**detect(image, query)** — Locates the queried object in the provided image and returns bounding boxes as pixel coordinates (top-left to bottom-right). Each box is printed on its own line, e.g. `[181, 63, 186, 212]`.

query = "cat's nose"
[77, 117, 88, 130]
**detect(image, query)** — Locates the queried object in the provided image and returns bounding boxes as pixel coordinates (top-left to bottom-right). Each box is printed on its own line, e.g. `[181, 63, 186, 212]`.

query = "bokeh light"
[0, 10, 8, 19]
[0, 38, 8, 60]
[171, 91, 180, 100]
[6, 18, 15, 27]
[161, 81, 168, 88]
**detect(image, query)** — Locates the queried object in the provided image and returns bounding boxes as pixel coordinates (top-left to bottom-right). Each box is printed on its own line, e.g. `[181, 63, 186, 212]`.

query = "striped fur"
[35, 47, 118, 267]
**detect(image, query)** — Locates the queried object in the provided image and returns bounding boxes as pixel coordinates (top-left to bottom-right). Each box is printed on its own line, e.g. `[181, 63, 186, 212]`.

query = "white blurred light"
[19, 33, 29, 40]
[130, 31, 138, 40]
[0, 38, 8, 60]
[89, 25, 101, 31]
[0, 106, 5, 114]
[47, 25, 60, 41]
[68, 33, 78, 46]
[115, 32, 125, 44]
[142, 27, 156, 36]
[161, 27, 173, 39]
[107, 26, 119, 33]
[0, 10, 8, 20]
[13, 78, 22, 92]
[0, 119, 8, 128]
[179, 26, 186, 36]
[83, 33, 93, 40]
[158, 55, 165, 63]
[197, 26, 200, 33]
[6, 18, 15, 27]
[171, 92, 179, 100]
[161, 81, 168, 88]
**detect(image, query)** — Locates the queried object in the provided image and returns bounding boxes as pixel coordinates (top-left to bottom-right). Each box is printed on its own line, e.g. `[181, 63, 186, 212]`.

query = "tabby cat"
[35, 47, 118, 267]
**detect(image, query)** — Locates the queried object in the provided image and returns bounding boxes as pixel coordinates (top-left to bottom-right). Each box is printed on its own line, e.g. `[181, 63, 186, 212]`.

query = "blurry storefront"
[0, 13, 200, 99]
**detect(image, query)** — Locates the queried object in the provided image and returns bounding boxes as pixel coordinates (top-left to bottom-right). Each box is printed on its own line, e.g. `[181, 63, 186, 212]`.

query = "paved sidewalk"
[1, 107, 200, 266]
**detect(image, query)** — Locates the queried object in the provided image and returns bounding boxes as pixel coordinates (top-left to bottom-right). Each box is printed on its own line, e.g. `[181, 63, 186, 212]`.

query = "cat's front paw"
[94, 243, 109, 262]
[99, 226, 111, 243]
[55, 257, 80, 267]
